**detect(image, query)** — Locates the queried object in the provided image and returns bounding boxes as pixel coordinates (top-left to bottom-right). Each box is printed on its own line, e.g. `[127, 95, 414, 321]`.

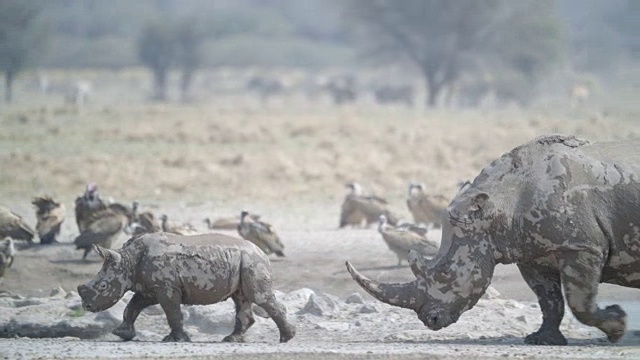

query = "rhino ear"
[471, 193, 493, 212]
[474, 193, 489, 207]
[94, 245, 121, 263]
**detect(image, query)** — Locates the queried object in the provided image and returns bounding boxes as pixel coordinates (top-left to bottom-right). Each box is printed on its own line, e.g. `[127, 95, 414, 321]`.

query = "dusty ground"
[2, 211, 640, 359]
[1, 69, 640, 358]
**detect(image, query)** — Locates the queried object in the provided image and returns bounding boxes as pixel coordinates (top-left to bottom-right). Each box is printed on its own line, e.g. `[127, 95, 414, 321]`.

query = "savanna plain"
[1, 69, 640, 359]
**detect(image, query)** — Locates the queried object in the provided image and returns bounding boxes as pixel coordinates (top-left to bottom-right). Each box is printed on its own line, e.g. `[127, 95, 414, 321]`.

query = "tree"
[138, 15, 206, 102]
[560, 0, 639, 72]
[486, 0, 564, 105]
[343, 0, 563, 107]
[174, 18, 204, 102]
[138, 20, 175, 101]
[0, 0, 45, 103]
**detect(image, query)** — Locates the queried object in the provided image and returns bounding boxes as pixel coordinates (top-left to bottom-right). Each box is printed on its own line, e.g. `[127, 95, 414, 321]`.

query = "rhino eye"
[434, 267, 454, 283]
[97, 281, 108, 291]
[442, 268, 453, 279]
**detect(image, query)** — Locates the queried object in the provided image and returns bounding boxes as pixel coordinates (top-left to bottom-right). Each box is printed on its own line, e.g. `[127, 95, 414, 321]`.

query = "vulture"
[204, 213, 261, 231]
[377, 215, 440, 266]
[406, 183, 450, 227]
[32, 196, 66, 244]
[237, 210, 285, 257]
[127, 202, 161, 235]
[0, 206, 35, 243]
[74, 183, 107, 233]
[106, 202, 136, 224]
[339, 182, 399, 228]
[159, 214, 199, 236]
[74, 209, 128, 260]
[0, 238, 16, 279]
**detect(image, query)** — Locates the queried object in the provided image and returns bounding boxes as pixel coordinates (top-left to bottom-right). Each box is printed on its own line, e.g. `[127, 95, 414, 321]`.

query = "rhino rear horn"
[345, 261, 422, 311]
[408, 250, 430, 278]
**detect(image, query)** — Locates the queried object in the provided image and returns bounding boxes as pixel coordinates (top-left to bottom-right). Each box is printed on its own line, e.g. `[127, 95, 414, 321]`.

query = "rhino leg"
[113, 292, 158, 341]
[561, 251, 627, 343]
[517, 263, 566, 345]
[222, 293, 255, 343]
[157, 287, 191, 342]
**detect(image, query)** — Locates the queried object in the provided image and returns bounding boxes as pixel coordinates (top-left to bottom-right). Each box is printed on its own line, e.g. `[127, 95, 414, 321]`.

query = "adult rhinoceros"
[347, 135, 640, 345]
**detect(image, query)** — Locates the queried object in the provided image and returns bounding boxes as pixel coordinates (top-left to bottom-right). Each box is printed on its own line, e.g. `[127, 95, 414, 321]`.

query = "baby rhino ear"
[94, 245, 122, 263]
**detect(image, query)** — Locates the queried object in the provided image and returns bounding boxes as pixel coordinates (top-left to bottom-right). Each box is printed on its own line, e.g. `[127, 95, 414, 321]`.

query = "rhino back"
[128, 233, 269, 305]
[474, 137, 640, 196]
[466, 136, 640, 264]
[579, 140, 640, 177]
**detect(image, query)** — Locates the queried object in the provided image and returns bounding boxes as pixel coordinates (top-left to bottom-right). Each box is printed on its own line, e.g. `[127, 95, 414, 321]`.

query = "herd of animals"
[246, 74, 413, 107]
[0, 178, 447, 344]
[70, 179, 449, 344]
[0, 179, 447, 280]
[38, 72, 414, 109]
[5, 135, 640, 348]
[245, 73, 588, 109]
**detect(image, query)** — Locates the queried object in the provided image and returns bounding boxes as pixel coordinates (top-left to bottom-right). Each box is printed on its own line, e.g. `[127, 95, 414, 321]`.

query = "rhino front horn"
[345, 261, 422, 311]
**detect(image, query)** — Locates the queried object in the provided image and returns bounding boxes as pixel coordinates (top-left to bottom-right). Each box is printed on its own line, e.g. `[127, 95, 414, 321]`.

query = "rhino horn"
[408, 250, 430, 278]
[345, 261, 422, 311]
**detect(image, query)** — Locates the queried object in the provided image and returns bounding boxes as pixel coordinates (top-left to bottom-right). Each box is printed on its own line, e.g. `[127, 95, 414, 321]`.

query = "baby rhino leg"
[241, 255, 295, 343]
[157, 286, 191, 342]
[223, 293, 255, 342]
[113, 292, 157, 340]
[256, 294, 296, 343]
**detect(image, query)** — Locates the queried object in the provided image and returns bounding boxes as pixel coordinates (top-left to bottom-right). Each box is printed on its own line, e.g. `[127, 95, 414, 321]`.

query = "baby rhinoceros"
[77, 232, 296, 343]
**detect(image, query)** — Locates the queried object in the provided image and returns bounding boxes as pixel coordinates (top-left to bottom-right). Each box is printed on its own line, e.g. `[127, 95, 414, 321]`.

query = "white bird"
[406, 183, 449, 227]
[0, 206, 35, 244]
[377, 215, 440, 266]
[237, 210, 285, 257]
[204, 213, 261, 231]
[340, 182, 399, 228]
[0, 238, 17, 279]
[159, 214, 199, 236]
[32, 196, 66, 244]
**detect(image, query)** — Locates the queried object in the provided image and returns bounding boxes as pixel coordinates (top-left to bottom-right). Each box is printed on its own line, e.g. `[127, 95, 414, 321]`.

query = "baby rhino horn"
[94, 245, 122, 263]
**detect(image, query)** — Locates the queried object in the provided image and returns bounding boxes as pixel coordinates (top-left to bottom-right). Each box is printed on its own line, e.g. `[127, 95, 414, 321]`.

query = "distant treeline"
[37, 0, 355, 69]
[34, 0, 638, 71]
[1, 0, 637, 106]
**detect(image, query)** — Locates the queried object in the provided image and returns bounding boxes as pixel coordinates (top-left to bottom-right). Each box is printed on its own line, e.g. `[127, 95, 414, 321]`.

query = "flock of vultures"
[0, 181, 451, 281]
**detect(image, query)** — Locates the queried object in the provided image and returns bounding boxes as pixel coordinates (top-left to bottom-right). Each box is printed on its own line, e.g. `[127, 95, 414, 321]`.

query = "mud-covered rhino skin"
[347, 135, 640, 345]
[78, 232, 295, 343]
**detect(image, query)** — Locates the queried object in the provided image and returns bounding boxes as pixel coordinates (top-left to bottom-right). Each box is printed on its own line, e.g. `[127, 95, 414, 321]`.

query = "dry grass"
[2, 69, 639, 209]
